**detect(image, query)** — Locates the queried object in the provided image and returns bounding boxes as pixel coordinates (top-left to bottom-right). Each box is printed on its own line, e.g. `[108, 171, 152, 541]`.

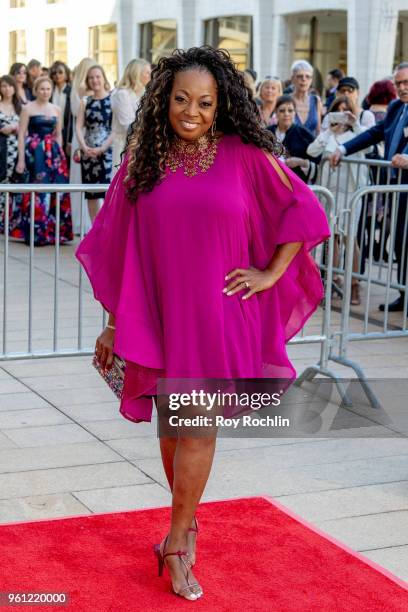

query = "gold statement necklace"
[166, 133, 220, 177]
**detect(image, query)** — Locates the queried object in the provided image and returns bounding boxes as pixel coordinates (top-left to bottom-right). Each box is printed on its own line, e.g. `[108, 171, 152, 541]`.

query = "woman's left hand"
[223, 266, 276, 300]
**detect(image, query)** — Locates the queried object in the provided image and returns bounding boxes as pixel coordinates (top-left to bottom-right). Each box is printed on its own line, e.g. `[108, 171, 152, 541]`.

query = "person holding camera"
[307, 97, 371, 305]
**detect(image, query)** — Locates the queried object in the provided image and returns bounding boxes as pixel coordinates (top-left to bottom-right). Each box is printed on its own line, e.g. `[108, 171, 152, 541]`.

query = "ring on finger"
[243, 281, 250, 289]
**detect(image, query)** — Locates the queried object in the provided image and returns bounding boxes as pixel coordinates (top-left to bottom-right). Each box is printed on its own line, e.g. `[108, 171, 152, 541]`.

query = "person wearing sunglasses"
[50, 61, 72, 158]
[9, 63, 31, 105]
[268, 95, 319, 184]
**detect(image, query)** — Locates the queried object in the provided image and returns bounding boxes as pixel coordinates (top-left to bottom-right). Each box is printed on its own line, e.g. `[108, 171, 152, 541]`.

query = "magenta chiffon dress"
[75, 134, 330, 422]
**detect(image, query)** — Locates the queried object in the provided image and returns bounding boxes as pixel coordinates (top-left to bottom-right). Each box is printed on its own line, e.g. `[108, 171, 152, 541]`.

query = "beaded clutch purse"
[92, 353, 125, 399]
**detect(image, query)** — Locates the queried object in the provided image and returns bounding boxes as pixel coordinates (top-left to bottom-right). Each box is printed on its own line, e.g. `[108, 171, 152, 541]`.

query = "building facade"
[1, 0, 408, 95]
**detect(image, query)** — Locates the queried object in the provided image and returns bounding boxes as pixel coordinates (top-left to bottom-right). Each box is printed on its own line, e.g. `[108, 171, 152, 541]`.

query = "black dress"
[81, 95, 112, 199]
[268, 123, 320, 183]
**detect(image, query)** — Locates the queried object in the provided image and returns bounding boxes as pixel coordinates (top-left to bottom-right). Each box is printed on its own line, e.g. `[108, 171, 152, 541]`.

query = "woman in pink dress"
[76, 46, 330, 601]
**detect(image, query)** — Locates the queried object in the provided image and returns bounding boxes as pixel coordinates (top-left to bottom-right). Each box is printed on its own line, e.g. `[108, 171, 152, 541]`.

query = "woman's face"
[35, 80, 52, 103]
[260, 80, 280, 103]
[51, 66, 67, 86]
[140, 64, 151, 86]
[87, 68, 105, 92]
[293, 70, 313, 94]
[0, 81, 15, 101]
[168, 68, 218, 142]
[277, 102, 295, 130]
[14, 66, 27, 85]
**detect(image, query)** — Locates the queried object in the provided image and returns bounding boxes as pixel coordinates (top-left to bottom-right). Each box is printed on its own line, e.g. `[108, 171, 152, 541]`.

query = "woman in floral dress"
[76, 65, 113, 223]
[15, 76, 73, 245]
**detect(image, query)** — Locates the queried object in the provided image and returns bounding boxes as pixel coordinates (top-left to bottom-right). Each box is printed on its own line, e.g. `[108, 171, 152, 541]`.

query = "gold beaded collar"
[166, 133, 220, 177]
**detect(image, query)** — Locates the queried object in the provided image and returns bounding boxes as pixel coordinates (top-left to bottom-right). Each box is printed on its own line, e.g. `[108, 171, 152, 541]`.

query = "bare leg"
[87, 198, 100, 223]
[160, 437, 201, 563]
[159, 435, 217, 598]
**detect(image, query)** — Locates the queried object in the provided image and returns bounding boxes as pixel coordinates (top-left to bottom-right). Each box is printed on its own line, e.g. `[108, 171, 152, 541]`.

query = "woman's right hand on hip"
[95, 327, 115, 370]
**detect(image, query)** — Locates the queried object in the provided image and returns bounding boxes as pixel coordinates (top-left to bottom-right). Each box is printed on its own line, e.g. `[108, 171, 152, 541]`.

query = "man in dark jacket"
[330, 62, 408, 312]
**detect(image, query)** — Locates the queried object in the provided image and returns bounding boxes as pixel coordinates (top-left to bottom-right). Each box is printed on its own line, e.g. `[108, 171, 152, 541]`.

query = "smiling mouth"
[180, 120, 200, 130]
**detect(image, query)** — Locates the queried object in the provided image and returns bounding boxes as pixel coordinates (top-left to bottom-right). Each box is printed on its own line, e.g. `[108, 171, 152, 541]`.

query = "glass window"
[10, 0, 25, 7]
[9, 30, 26, 65]
[204, 16, 252, 70]
[45, 28, 67, 65]
[140, 20, 177, 64]
[47, 1, 62, 3]
[89, 24, 118, 86]
[394, 16, 408, 67]
[293, 13, 347, 84]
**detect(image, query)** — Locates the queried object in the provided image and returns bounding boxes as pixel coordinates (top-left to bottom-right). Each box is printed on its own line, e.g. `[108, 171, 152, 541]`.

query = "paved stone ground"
[0, 238, 407, 583]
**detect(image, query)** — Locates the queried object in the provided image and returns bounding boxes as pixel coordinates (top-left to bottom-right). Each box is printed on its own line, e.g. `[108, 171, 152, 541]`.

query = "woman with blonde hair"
[111, 58, 151, 171]
[76, 64, 113, 222]
[256, 77, 282, 127]
[69, 58, 97, 234]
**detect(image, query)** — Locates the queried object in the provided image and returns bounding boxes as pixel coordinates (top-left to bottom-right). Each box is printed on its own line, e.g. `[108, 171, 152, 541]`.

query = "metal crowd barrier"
[332, 184, 408, 401]
[317, 156, 404, 299]
[0, 184, 107, 360]
[304, 157, 408, 408]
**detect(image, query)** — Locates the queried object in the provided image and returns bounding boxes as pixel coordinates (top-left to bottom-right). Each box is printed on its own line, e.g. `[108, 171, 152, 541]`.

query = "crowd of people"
[0, 54, 407, 309]
[0, 56, 151, 245]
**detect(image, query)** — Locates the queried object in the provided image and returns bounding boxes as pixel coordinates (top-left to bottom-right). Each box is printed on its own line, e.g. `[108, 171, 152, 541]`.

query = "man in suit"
[330, 62, 408, 312]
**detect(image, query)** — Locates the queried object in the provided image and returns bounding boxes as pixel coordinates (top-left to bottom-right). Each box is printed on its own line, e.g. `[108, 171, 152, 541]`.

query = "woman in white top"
[111, 59, 151, 172]
[69, 58, 97, 235]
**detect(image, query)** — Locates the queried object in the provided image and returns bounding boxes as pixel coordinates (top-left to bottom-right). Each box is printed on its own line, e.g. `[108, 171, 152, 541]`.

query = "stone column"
[181, 0, 198, 48]
[347, 0, 399, 95]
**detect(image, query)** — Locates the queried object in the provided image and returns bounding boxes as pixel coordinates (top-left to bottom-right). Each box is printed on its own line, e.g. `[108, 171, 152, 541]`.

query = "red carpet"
[0, 496, 407, 611]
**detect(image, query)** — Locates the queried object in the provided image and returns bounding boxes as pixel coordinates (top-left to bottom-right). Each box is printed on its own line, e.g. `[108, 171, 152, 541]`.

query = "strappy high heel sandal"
[187, 516, 198, 566]
[153, 535, 203, 601]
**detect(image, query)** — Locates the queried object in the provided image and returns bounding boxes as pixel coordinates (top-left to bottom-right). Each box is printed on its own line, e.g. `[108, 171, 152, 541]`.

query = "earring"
[210, 111, 218, 137]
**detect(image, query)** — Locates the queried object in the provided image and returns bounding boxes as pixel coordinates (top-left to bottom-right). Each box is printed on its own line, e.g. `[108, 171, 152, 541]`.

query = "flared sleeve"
[75, 156, 164, 423]
[75, 157, 130, 316]
[242, 144, 330, 346]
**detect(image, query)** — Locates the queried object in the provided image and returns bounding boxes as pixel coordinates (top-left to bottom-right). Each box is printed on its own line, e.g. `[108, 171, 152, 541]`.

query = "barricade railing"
[300, 179, 408, 409]
[317, 156, 404, 300]
[0, 184, 107, 360]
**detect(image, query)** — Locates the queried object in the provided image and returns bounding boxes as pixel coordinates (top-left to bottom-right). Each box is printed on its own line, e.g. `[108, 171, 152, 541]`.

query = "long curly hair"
[124, 46, 283, 201]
